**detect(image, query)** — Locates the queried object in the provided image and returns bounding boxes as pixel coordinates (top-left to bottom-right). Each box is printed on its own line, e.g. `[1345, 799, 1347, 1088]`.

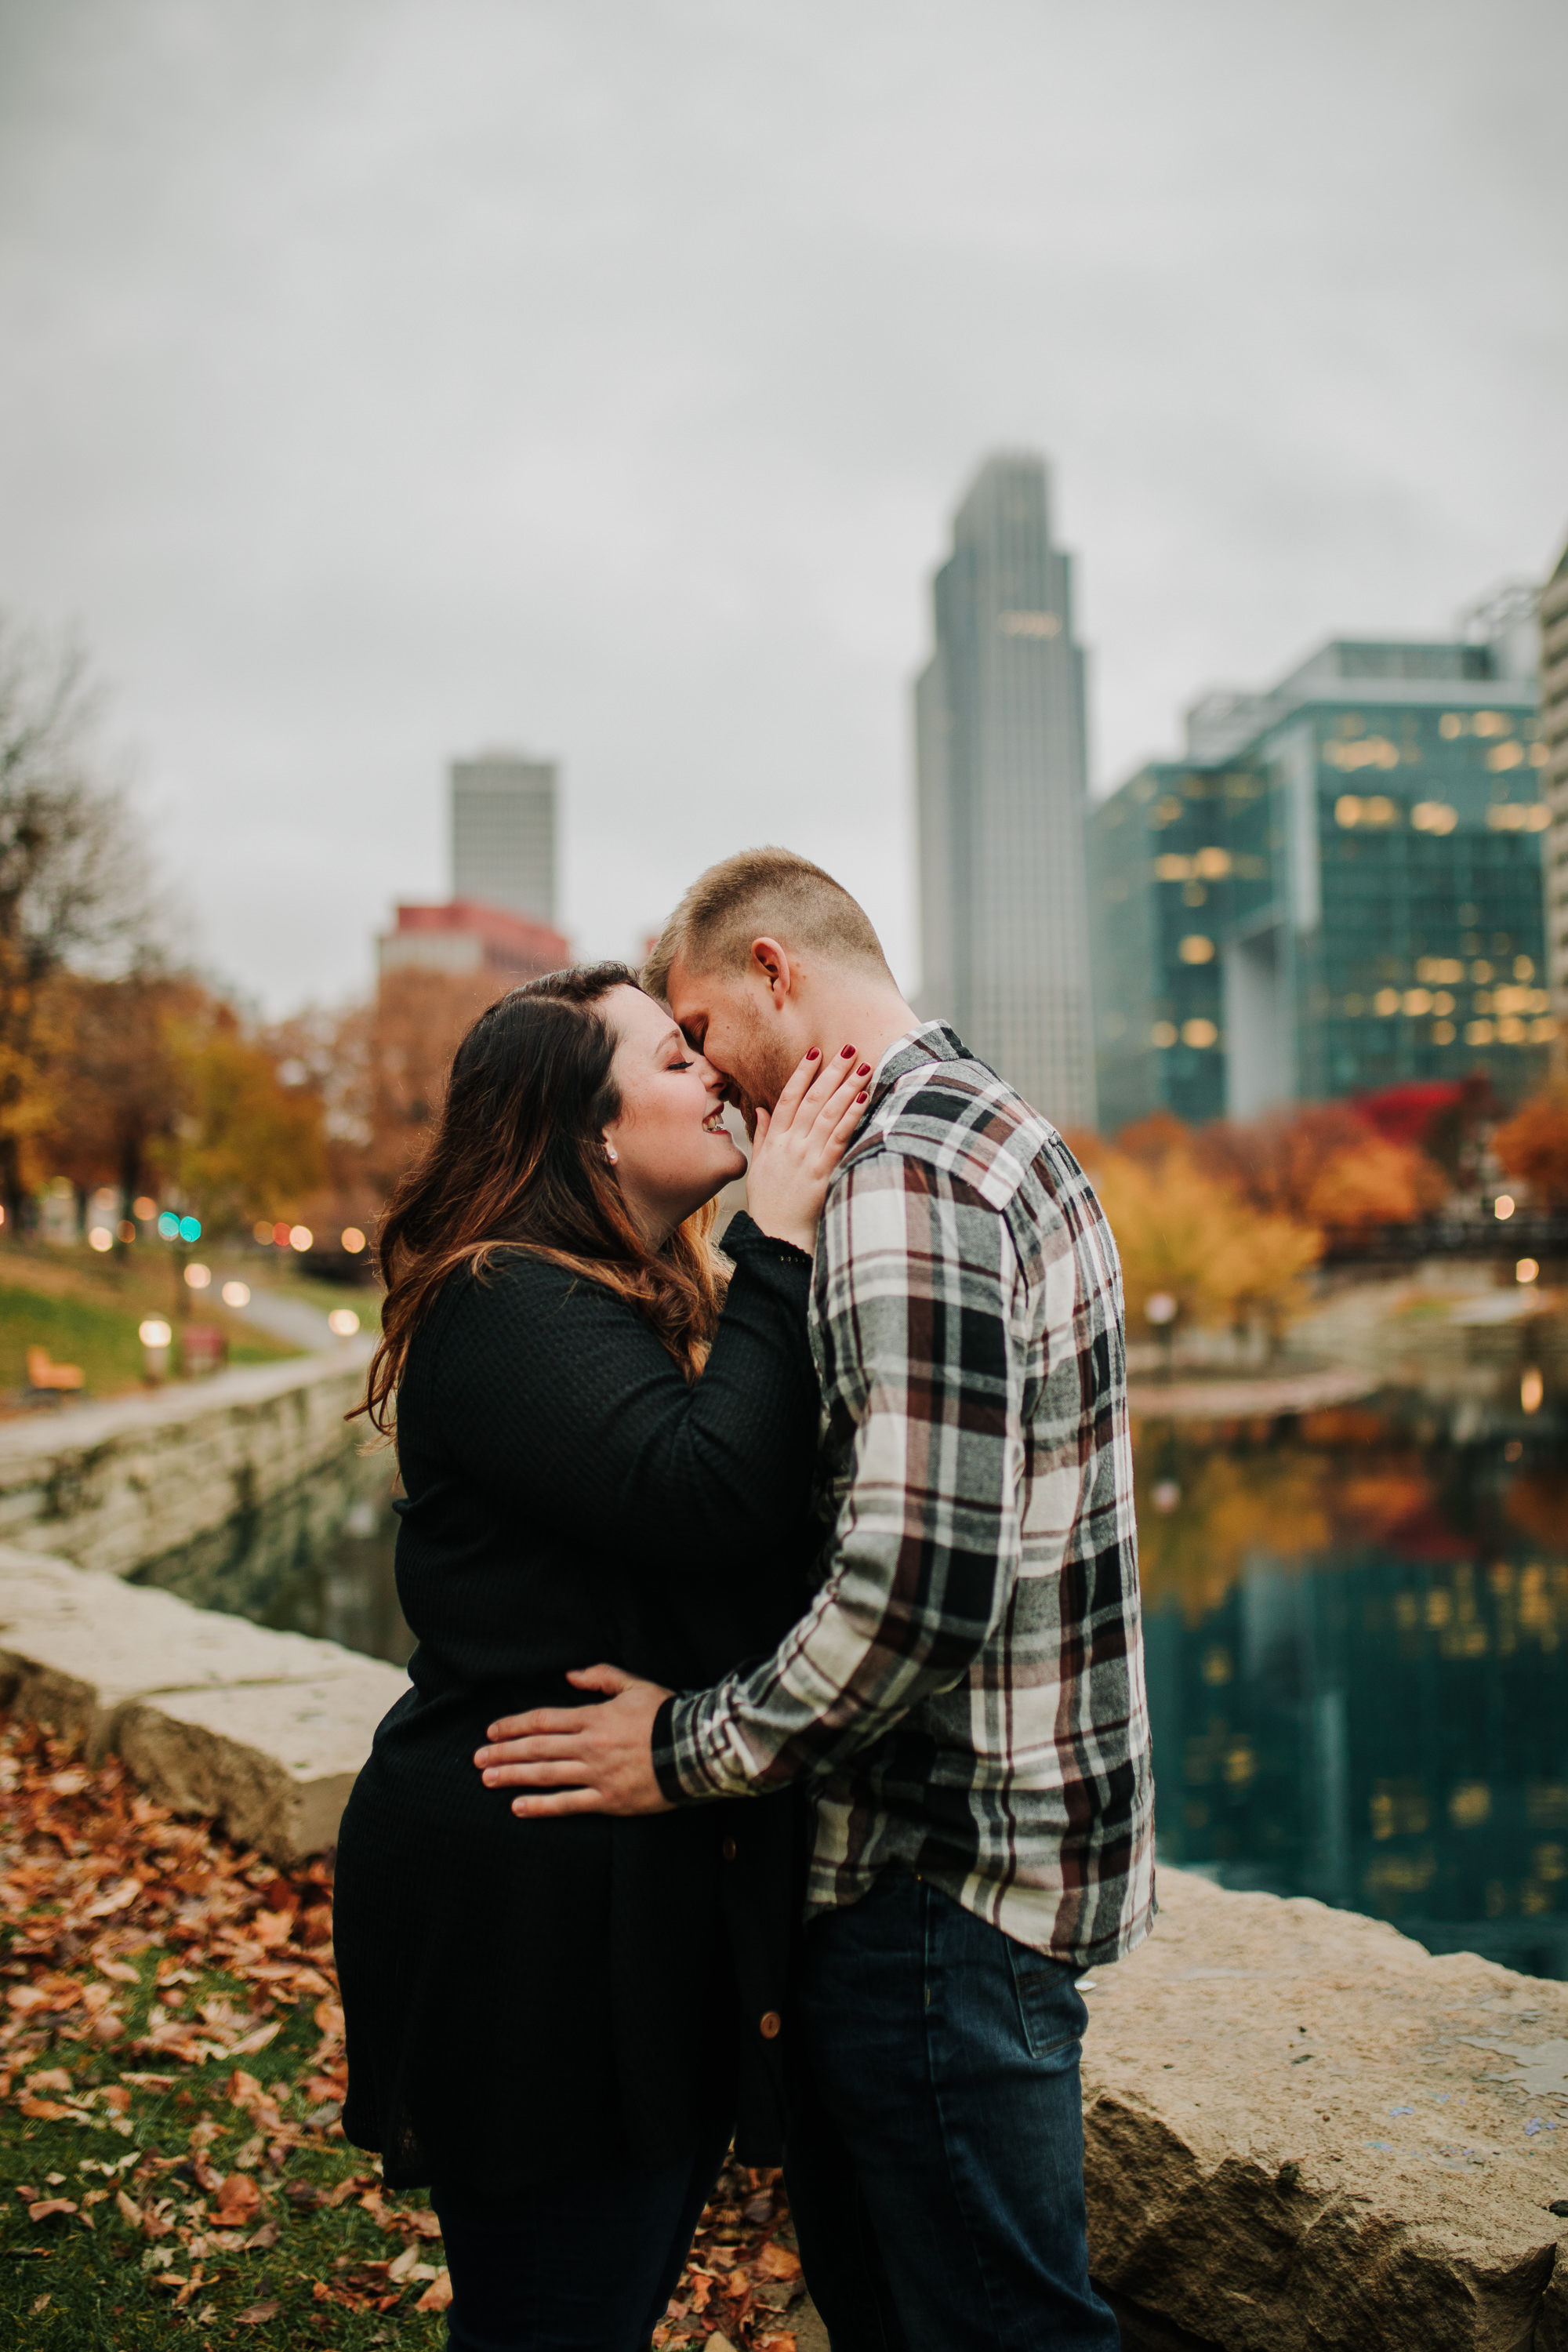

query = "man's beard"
[727, 1017, 802, 1134]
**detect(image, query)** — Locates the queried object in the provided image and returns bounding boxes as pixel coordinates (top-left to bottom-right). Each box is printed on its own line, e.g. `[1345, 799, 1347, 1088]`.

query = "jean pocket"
[1006, 1941, 1086, 2063]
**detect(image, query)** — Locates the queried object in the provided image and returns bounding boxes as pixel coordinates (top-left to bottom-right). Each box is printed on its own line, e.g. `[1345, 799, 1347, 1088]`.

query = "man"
[477, 847, 1154, 2351]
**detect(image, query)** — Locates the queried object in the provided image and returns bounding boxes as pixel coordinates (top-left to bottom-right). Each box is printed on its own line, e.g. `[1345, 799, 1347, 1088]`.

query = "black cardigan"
[334, 1216, 821, 2198]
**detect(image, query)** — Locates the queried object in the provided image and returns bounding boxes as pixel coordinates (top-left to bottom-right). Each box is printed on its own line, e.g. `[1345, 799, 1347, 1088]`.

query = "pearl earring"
[605, 1145, 618, 1163]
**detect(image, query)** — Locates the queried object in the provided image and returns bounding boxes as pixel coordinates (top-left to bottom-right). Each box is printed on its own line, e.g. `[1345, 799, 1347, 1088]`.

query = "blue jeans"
[785, 1872, 1119, 2352]
[430, 2131, 728, 2352]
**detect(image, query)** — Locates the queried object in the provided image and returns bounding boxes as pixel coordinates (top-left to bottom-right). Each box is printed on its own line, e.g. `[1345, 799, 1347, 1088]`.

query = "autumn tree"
[45, 965, 208, 1228]
[154, 999, 325, 1236]
[1194, 1103, 1444, 1232]
[1492, 1084, 1568, 1208]
[0, 617, 151, 1227]
[259, 967, 506, 1250]
[1083, 1130, 1321, 1349]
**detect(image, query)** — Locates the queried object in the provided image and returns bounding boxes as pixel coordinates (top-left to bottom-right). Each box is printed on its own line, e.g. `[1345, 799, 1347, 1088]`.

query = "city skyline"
[1, 2, 1563, 1016]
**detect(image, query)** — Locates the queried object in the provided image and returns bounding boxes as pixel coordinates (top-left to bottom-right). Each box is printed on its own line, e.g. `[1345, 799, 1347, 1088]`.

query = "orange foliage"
[1195, 1104, 1444, 1230]
[1090, 1120, 1320, 1341]
[1493, 1085, 1568, 1208]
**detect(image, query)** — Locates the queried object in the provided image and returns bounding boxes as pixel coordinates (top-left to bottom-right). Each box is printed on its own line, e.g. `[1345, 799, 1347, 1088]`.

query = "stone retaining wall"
[0, 1343, 374, 1579]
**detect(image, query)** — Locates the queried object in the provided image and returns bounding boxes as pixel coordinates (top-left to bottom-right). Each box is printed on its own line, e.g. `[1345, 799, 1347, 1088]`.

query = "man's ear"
[749, 937, 794, 1009]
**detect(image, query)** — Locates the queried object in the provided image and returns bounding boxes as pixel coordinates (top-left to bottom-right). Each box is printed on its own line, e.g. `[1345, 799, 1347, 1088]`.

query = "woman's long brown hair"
[356, 963, 726, 1434]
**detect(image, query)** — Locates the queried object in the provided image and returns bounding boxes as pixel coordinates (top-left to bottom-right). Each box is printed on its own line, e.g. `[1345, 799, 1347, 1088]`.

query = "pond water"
[136, 1300, 1568, 1974]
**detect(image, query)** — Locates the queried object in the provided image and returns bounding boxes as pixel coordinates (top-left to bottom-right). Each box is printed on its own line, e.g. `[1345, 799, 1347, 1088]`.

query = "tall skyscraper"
[914, 454, 1096, 1127]
[450, 753, 557, 924]
[1541, 537, 1568, 1065]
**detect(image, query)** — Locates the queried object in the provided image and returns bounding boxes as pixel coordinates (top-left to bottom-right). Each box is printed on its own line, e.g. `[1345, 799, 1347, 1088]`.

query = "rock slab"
[0, 1543, 406, 1859]
[0, 1342, 373, 1577]
[1084, 1870, 1568, 2351]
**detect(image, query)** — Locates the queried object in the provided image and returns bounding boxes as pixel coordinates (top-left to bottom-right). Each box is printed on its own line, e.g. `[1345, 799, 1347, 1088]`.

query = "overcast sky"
[2, 0, 1564, 1012]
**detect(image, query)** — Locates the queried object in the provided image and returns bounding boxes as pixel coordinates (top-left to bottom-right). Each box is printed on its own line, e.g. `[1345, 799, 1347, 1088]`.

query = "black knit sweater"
[334, 1214, 820, 2198]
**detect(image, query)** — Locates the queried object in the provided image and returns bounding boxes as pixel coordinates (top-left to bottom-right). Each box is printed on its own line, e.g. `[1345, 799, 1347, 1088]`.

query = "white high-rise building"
[450, 753, 557, 924]
[914, 454, 1096, 1127]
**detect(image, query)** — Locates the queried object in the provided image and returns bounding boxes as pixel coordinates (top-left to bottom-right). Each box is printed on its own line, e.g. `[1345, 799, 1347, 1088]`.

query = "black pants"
[431, 2132, 729, 2352]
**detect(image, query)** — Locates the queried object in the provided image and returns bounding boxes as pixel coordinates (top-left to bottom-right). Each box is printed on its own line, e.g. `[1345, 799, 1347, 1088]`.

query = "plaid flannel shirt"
[655, 1021, 1156, 1966]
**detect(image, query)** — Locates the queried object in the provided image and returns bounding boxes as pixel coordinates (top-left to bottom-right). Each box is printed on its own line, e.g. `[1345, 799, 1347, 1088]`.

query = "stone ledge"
[1086, 1870, 1568, 2350]
[0, 1341, 374, 1577]
[0, 1543, 405, 1862]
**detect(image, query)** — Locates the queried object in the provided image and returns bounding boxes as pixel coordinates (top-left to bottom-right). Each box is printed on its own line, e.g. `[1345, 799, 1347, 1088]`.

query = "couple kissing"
[332, 844, 1156, 2352]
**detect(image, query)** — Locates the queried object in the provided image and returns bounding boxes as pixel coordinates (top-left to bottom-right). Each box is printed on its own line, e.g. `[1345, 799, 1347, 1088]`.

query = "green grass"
[0, 1285, 152, 1399]
[0, 1254, 300, 1403]
[0, 1955, 445, 2350]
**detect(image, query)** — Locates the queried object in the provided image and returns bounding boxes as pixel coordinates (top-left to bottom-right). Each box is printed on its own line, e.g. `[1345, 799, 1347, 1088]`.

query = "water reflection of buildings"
[1140, 1396, 1568, 1977]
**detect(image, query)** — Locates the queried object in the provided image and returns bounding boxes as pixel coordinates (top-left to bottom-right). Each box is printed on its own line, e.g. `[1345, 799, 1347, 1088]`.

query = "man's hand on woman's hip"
[474, 1666, 673, 1817]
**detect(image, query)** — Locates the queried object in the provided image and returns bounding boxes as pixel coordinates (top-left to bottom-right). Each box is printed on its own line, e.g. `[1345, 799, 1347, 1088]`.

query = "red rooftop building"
[376, 899, 571, 986]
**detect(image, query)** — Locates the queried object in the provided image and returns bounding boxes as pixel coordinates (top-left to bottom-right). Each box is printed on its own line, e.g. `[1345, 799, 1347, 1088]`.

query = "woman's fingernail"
[857, 1064, 871, 1076]
[806, 1047, 820, 1060]
[840, 1044, 855, 1058]
[856, 1091, 868, 1103]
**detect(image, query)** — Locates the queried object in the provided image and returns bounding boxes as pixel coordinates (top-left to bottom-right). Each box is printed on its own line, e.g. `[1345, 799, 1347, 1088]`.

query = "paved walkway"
[1127, 1362, 1379, 1420]
[237, 1287, 350, 1351]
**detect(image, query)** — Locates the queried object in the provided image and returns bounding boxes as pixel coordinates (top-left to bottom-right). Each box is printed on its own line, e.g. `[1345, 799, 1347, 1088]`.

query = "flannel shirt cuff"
[651, 1691, 735, 1806]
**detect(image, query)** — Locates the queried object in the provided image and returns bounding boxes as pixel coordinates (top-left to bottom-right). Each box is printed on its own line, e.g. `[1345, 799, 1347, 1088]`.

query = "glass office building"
[1088, 637, 1551, 1133]
[915, 454, 1097, 1127]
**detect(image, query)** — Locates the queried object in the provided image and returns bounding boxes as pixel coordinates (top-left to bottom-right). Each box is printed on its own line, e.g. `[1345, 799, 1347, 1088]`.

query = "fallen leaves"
[1, 1712, 813, 2350]
[212, 2172, 263, 2227]
[415, 2266, 453, 2312]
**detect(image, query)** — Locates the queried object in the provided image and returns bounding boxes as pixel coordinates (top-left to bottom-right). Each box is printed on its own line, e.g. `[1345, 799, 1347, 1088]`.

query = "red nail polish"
[841, 1044, 855, 1058]
[806, 1047, 820, 1060]
[856, 1091, 868, 1103]
[857, 1064, 871, 1076]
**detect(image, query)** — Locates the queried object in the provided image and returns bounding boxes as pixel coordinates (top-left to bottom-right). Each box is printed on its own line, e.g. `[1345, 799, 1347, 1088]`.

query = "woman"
[332, 961, 866, 2352]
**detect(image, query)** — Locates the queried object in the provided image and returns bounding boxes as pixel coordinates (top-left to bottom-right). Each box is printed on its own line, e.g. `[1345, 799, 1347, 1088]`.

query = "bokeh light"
[1495, 1195, 1515, 1221]
[117, 1219, 136, 1243]
[328, 1308, 361, 1338]
[252, 1221, 274, 1245]
[1517, 1258, 1540, 1285]
[222, 1280, 251, 1308]
[341, 1227, 366, 1254]
[138, 1319, 172, 1349]
[272, 1222, 291, 1247]
[184, 1262, 211, 1290]
[1521, 1367, 1544, 1414]
[157, 1211, 180, 1239]
[133, 1197, 157, 1221]
[178, 1215, 201, 1243]
[289, 1225, 313, 1252]
[88, 1226, 114, 1252]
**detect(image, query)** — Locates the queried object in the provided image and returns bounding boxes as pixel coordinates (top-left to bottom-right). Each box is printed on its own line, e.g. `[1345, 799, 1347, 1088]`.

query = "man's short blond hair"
[643, 847, 891, 1000]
